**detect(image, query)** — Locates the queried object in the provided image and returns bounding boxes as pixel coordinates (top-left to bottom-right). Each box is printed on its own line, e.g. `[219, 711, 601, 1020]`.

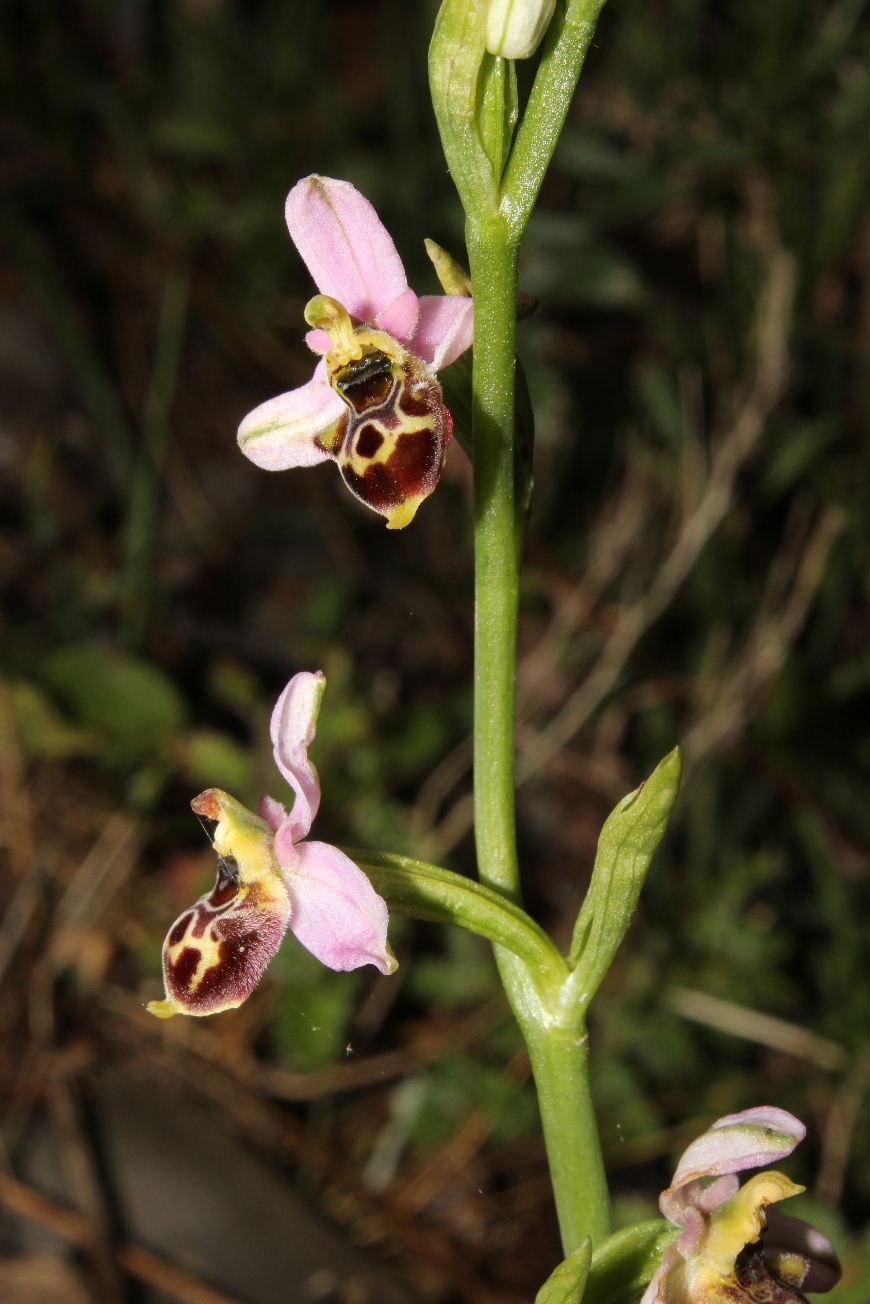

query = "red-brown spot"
[189, 904, 213, 939]
[398, 390, 433, 419]
[168, 912, 194, 948]
[354, 424, 384, 459]
[208, 855, 240, 908]
[209, 879, 239, 908]
[170, 945, 202, 994]
[341, 427, 442, 512]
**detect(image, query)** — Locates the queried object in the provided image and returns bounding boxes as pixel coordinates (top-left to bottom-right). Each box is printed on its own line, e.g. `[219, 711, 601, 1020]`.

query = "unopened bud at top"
[485, 0, 557, 59]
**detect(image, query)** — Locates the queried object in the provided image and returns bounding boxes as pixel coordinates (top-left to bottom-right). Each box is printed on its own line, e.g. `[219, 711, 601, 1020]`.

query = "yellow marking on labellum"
[147, 789, 291, 1019]
[305, 297, 452, 530]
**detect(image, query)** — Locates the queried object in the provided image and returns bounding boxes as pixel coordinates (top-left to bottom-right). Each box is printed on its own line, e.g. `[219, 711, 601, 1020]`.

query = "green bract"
[568, 748, 683, 1004]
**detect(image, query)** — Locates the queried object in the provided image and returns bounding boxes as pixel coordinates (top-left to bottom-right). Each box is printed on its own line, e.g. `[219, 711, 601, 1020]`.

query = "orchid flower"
[642, 1107, 841, 1303]
[148, 671, 395, 1019]
[238, 176, 474, 530]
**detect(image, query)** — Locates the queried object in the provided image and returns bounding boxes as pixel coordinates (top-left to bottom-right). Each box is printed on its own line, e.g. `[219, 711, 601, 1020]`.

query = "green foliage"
[173, 728, 257, 799]
[7, 678, 97, 761]
[409, 1048, 539, 1151]
[534, 1241, 592, 1304]
[407, 930, 500, 1007]
[270, 946, 363, 1073]
[570, 748, 682, 998]
[40, 644, 187, 763]
[584, 1222, 678, 1304]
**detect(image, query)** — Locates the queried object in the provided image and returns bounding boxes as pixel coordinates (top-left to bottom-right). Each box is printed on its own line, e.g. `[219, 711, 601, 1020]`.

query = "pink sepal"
[285, 176, 408, 325]
[667, 1107, 805, 1201]
[237, 360, 344, 470]
[283, 839, 395, 975]
[269, 671, 325, 842]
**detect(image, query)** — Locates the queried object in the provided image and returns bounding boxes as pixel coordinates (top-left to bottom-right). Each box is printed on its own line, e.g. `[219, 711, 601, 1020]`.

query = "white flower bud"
[485, 0, 558, 59]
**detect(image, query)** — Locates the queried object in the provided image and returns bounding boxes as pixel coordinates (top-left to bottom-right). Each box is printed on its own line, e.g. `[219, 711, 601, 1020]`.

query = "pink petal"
[304, 328, 333, 355]
[410, 294, 474, 370]
[285, 176, 409, 324]
[259, 795, 287, 832]
[695, 1173, 740, 1212]
[375, 287, 420, 342]
[237, 363, 345, 470]
[269, 671, 325, 842]
[273, 818, 300, 871]
[658, 1172, 740, 1231]
[284, 840, 395, 975]
[672, 1202, 708, 1256]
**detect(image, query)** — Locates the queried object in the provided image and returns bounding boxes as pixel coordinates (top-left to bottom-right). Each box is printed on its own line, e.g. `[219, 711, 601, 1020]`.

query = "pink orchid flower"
[238, 176, 474, 530]
[148, 671, 395, 1019]
[643, 1107, 840, 1303]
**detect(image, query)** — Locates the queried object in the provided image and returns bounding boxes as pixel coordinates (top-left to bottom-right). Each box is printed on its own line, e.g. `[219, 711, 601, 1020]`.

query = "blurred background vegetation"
[1, 0, 866, 1301]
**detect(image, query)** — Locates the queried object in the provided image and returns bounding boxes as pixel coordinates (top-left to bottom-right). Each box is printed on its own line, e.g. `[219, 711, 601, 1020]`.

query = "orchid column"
[431, 0, 611, 1253]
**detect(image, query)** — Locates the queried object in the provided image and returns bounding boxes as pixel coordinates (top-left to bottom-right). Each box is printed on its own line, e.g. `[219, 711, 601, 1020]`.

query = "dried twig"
[0, 1170, 246, 1304]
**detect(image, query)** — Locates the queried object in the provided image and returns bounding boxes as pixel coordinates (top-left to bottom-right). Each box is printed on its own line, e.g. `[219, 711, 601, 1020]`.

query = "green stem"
[522, 1023, 610, 1251]
[466, 215, 610, 1251]
[467, 214, 521, 904]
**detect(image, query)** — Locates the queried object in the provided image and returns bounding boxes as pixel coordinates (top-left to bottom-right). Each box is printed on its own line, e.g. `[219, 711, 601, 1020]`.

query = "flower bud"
[485, 0, 557, 59]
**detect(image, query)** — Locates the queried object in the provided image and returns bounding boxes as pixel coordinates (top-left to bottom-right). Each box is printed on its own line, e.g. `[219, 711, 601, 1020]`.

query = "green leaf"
[477, 52, 519, 183]
[429, 0, 499, 218]
[569, 748, 682, 994]
[583, 1221, 677, 1304]
[500, 0, 609, 238]
[350, 849, 568, 996]
[174, 728, 256, 798]
[41, 643, 187, 765]
[535, 1240, 592, 1304]
[7, 678, 98, 760]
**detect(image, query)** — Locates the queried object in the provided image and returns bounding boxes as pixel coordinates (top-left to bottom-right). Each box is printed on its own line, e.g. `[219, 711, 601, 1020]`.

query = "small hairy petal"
[286, 176, 408, 324]
[695, 1175, 741, 1213]
[376, 286, 420, 343]
[269, 671, 325, 842]
[285, 840, 395, 975]
[237, 364, 345, 470]
[304, 328, 333, 355]
[411, 294, 474, 370]
[259, 795, 287, 832]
